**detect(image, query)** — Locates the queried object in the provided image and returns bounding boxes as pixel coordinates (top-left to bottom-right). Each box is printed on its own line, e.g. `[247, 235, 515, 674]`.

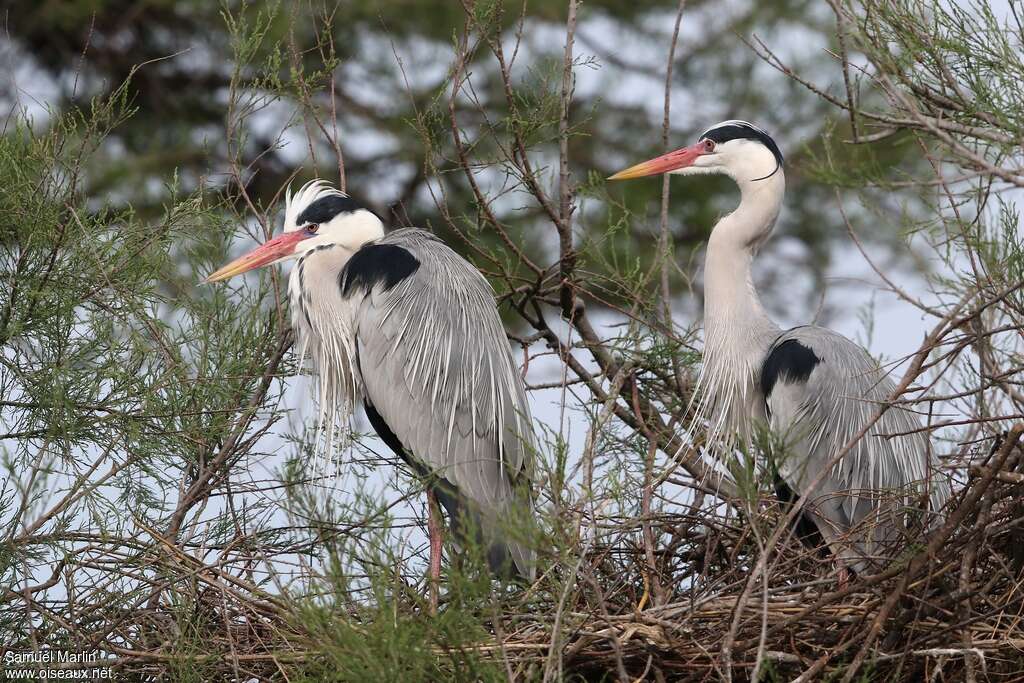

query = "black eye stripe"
[698, 121, 784, 180]
[296, 194, 363, 225]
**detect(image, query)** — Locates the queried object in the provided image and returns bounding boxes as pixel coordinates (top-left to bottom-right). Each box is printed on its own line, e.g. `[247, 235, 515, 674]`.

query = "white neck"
[698, 171, 785, 437]
[704, 171, 784, 328]
[287, 243, 363, 470]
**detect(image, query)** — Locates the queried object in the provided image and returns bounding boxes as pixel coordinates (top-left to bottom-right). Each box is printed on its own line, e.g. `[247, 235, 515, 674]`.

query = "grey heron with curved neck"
[205, 181, 537, 603]
[610, 121, 949, 574]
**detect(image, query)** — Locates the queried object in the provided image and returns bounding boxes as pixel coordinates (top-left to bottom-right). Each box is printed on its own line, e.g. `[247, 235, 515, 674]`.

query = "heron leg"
[836, 559, 851, 590]
[427, 488, 443, 614]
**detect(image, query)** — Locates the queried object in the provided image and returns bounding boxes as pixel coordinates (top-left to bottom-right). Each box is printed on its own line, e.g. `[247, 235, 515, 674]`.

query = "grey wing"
[762, 326, 948, 568]
[346, 229, 536, 578]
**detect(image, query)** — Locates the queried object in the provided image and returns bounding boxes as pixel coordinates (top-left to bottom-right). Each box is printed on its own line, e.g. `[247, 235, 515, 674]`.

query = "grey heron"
[205, 181, 537, 604]
[610, 121, 949, 574]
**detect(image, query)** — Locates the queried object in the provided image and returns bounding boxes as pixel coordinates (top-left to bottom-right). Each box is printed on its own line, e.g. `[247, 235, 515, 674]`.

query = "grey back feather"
[765, 326, 949, 571]
[292, 227, 536, 579]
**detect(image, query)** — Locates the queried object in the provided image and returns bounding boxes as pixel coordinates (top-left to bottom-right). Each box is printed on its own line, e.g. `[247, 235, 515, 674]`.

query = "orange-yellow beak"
[608, 142, 705, 180]
[204, 230, 311, 283]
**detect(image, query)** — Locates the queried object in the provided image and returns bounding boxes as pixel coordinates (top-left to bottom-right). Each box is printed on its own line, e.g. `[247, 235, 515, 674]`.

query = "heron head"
[608, 120, 784, 184]
[205, 180, 384, 283]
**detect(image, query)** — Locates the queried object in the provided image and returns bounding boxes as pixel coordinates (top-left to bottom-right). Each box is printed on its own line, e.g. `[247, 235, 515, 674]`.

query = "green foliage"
[4, 0, 1023, 680]
[292, 575, 507, 682]
[0, 44, 294, 660]
[4, 0, 914, 319]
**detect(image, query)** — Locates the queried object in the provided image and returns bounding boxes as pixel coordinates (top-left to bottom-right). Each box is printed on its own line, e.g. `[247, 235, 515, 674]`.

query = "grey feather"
[295, 226, 536, 579]
[663, 126, 951, 575]
[763, 326, 949, 571]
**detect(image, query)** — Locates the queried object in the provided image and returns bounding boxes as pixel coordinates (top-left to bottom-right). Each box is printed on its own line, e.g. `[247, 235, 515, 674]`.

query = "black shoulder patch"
[760, 338, 821, 398]
[340, 243, 420, 296]
[296, 194, 363, 226]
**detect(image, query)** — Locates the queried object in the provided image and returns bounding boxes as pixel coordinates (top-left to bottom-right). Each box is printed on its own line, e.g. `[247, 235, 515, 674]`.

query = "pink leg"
[836, 559, 850, 590]
[427, 489, 442, 614]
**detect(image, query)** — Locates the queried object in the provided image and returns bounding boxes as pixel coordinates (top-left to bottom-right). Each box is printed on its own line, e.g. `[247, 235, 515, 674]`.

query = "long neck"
[288, 243, 362, 467]
[700, 173, 785, 431]
[704, 172, 784, 338]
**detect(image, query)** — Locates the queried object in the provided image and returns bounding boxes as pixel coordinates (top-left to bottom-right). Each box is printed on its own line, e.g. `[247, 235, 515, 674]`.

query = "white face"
[672, 137, 783, 184]
[287, 208, 384, 258]
[608, 121, 784, 186]
[202, 181, 386, 283]
[282, 180, 385, 259]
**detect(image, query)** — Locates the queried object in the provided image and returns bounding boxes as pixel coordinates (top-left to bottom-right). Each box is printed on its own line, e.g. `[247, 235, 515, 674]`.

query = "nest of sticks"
[17, 432, 1024, 682]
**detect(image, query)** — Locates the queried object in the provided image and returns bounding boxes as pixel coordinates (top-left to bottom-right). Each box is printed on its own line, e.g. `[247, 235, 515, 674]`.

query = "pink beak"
[608, 142, 705, 180]
[204, 230, 311, 283]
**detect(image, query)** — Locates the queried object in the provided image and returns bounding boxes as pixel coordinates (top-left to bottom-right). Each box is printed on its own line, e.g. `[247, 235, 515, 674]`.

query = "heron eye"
[305, 224, 319, 234]
[703, 139, 716, 153]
